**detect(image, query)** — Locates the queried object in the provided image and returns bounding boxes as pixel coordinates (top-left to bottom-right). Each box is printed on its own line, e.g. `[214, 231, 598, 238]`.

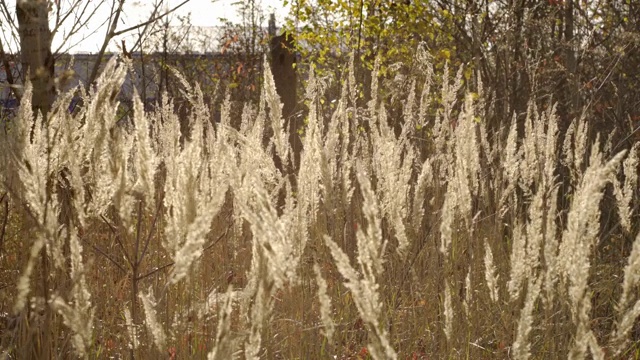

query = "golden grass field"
[1, 54, 639, 359]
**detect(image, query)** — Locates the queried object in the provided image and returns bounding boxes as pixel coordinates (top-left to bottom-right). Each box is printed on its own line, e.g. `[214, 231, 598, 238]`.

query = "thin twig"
[100, 213, 133, 268]
[136, 226, 230, 281]
[0, 39, 20, 101]
[136, 200, 162, 267]
[100, 213, 118, 234]
[111, 0, 191, 38]
[0, 192, 10, 258]
[79, 235, 127, 273]
[136, 261, 174, 281]
[134, 200, 144, 265]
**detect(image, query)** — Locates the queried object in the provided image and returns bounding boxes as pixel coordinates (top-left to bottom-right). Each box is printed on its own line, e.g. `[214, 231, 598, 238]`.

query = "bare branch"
[51, 0, 108, 53]
[112, 0, 191, 38]
[85, 0, 193, 88]
[86, 0, 126, 88]
[0, 36, 21, 100]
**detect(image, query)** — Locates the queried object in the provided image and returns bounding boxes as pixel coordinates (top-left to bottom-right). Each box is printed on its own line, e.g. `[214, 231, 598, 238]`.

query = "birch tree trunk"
[16, 0, 55, 117]
[16, 3, 55, 355]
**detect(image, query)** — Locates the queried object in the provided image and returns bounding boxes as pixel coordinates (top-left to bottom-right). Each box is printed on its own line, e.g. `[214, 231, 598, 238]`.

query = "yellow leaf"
[464, 67, 473, 80]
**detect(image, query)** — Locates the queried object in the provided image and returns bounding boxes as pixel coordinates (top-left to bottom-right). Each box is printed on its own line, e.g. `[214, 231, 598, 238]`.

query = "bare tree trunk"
[15, 5, 58, 358]
[16, 0, 55, 118]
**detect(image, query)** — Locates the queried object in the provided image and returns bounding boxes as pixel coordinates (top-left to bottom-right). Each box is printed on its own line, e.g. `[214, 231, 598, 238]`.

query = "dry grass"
[1, 53, 640, 360]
